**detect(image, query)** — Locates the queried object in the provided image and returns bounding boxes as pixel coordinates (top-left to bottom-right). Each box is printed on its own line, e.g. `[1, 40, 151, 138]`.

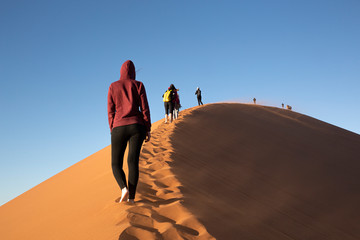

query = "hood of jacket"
[120, 60, 136, 80]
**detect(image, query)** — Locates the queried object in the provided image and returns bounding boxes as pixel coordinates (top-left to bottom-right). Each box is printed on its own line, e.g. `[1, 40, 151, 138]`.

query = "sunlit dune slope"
[0, 120, 169, 240]
[0, 114, 215, 240]
[170, 103, 360, 240]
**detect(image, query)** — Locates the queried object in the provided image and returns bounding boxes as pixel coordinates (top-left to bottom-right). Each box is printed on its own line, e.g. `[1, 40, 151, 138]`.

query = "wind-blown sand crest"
[1, 103, 359, 240]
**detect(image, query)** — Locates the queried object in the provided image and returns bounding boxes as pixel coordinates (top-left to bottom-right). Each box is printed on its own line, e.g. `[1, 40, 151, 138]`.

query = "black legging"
[197, 96, 203, 105]
[164, 102, 174, 114]
[111, 124, 146, 199]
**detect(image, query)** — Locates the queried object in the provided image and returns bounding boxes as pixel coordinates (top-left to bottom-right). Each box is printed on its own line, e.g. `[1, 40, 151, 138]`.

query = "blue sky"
[1, 0, 359, 205]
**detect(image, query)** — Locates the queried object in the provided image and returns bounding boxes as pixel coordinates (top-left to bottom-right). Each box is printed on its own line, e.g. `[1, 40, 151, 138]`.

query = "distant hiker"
[173, 89, 181, 120]
[253, 98, 256, 104]
[195, 87, 203, 106]
[282, 103, 284, 108]
[108, 60, 151, 204]
[286, 105, 292, 110]
[163, 84, 176, 123]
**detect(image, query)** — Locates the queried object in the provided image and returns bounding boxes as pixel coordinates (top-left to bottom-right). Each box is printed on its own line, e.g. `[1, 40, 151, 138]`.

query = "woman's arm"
[107, 85, 115, 132]
[138, 83, 151, 132]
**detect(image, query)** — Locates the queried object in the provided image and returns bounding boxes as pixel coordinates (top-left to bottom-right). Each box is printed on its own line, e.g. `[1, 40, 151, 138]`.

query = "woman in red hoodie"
[108, 60, 151, 203]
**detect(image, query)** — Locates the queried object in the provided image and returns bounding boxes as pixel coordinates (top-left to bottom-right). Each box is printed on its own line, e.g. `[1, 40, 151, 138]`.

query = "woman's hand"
[145, 132, 151, 142]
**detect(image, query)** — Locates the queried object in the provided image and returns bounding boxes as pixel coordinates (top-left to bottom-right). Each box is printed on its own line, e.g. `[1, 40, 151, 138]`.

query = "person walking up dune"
[173, 88, 181, 120]
[195, 87, 203, 106]
[162, 84, 176, 123]
[108, 60, 151, 203]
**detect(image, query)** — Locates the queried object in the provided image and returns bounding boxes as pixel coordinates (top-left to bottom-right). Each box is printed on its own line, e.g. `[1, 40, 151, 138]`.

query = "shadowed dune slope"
[170, 103, 360, 240]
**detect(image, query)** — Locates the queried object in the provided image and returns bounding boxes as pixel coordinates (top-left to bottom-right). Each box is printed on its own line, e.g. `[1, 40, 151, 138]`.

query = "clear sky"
[1, 0, 359, 205]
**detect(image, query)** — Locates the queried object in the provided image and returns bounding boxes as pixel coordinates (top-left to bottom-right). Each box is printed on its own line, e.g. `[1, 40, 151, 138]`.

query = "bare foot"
[119, 187, 129, 203]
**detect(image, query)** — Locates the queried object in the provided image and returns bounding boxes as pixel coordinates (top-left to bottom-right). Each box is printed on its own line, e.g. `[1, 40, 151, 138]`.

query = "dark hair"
[170, 84, 175, 90]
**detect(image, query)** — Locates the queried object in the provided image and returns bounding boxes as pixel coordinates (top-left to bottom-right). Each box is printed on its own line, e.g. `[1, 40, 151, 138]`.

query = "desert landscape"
[1, 103, 359, 240]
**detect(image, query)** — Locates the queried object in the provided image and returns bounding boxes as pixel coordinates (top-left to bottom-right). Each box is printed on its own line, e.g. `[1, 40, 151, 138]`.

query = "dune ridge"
[117, 114, 215, 239]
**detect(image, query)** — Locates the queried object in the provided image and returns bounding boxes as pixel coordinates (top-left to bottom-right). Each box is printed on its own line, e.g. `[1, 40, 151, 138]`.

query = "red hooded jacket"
[107, 60, 151, 132]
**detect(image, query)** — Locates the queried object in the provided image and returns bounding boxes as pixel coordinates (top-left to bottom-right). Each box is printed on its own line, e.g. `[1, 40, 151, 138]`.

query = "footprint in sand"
[117, 120, 215, 240]
[120, 204, 201, 240]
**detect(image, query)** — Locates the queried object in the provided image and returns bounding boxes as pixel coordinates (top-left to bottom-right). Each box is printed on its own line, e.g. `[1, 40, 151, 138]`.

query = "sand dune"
[1, 103, 359, 240]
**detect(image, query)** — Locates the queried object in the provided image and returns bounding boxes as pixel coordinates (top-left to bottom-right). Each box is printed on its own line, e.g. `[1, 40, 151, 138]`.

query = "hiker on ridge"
[107, 60, 151, 204]
[162, 84, 176, 123]
[173, 88, 181, 120]
[195, 87, 203, 106]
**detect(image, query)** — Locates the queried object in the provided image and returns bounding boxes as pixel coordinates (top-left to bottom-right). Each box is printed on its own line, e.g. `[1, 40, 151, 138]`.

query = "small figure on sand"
[173, 88, 181, 120]
[163, 84, 176, 123]
[282, 103, 284, 108]
[108, 60, 151, 204]
[195, 87, 203, 106]
[253, 98, 256, 104]
[286, 105, 292, 110]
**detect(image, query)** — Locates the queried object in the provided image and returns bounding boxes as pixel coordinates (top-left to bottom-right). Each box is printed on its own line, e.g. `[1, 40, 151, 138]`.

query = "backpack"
[163, 90, 173, 102]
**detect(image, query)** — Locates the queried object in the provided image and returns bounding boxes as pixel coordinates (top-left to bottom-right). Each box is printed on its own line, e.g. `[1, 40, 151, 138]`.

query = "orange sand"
[1, 103, 359, 240]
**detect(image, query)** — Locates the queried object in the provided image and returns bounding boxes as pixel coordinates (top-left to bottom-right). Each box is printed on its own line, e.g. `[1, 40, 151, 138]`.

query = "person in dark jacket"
[173, 88, 180, 120]
[195, 87, 203, 106]
[108, 60, 151, 203]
